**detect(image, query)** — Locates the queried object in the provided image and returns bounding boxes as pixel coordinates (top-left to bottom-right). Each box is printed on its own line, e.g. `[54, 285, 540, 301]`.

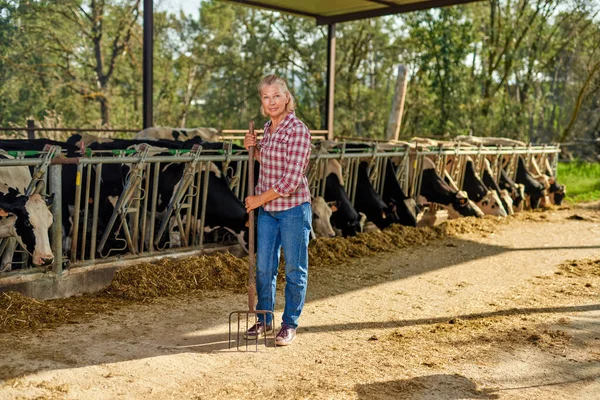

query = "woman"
[243, 74, 312, 346]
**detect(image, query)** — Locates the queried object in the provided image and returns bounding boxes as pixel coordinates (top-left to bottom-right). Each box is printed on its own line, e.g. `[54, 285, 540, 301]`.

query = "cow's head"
[417, 207, 437, 227]
[336, 211, 365, 237]
[0, 188, 54, 267]
[499, 189, 514, 215]
[527, 185, 545, 209]
[311, 197, 337, 238]
[548, 179, 566, 206]
[476, 190, 507, 217]
[447, 191, 483, 218]
[512, 184, 525, 212]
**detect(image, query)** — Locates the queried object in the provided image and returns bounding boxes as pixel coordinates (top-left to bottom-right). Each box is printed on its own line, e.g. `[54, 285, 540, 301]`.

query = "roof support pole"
[325, 24, 336, 140]
[143, 0, 153, 129]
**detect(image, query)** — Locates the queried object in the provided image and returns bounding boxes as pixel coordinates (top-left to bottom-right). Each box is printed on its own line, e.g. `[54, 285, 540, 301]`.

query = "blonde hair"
[258, 74, 296, 116]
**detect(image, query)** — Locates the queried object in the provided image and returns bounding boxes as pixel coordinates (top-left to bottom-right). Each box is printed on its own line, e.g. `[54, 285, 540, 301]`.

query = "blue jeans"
[256, 202, 311, 329]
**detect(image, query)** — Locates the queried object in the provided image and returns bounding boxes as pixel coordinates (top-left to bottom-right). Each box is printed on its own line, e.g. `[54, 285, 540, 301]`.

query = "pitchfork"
[228, 121, 275, 351]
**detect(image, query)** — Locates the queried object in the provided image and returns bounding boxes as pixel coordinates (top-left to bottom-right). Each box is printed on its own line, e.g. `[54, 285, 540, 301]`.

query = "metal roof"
[222, 0, 485, 25]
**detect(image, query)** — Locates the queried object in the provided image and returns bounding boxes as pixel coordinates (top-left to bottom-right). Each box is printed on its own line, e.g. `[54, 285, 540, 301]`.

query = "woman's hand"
[245, 195, 263, 212]
[244, 130, 257, 150]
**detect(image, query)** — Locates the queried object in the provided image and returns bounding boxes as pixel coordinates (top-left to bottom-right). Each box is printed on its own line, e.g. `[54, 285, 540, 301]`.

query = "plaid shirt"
[256, 111, 312, 212]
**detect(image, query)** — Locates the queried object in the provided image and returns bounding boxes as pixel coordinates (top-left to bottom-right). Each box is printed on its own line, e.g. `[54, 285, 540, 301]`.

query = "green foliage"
[558, 161, 600, 202]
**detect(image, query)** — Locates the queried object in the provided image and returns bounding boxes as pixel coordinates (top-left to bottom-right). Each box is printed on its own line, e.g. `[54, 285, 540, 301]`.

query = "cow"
[461, 158, 507, 217]
[65, 133, 114, 148]
[418, 157, 483, 219]
[354, 161, 399, 230]
[542, 158, 566, 206]
[311, 196, 337, 238]
[482, 159, 514, 215]
[0, 139, 85, 253]
[548, 178, 566, 206]
[165, 161, 249, 251]
[381, 159, 418, 227]
[498, 168, 525, 212]
[0, 151, 54, 271]
[515, 156, 545, 209]
[80, 137, 249, 253]
[135, 126, 219, 142]
[323, 159, 366, 237]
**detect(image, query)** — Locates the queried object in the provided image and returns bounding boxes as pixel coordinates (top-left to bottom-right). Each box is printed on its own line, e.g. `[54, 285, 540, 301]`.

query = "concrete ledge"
[0, 245, 243, 300]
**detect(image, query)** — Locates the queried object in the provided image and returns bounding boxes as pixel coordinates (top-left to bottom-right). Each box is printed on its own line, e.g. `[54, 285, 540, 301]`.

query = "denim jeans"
[256, 202, 311, 329]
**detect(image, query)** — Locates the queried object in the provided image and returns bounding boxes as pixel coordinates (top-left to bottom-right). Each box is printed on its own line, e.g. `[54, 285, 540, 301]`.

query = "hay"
[0, 292, 126, 334]
[308, 225, 442, 269]
[0, 252, 246, 333]
[103, 252, 247, 301]
[0, 208, 563, 334]
[435, 216, 506, 236]
[0, 292, 66, 332]
[557, 259, 600, 277]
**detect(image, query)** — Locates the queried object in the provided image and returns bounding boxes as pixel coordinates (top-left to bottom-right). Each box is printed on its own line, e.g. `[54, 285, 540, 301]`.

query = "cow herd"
[0, 128, 564, 273]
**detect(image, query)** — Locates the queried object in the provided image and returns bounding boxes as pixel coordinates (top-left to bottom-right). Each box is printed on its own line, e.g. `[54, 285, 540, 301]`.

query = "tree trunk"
[100, 96, 110, 127]
[385, 65, 408, 141]
[560, 61, 600, 143]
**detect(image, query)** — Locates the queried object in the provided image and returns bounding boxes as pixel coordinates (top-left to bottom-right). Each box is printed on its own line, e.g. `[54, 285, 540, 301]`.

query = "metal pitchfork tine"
[229, 120, 275, 351]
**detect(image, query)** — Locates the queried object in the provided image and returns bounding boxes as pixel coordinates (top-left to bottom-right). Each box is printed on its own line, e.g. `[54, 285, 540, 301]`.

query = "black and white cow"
[542, 159, 566, 206]
[0, 151, 54, 271]
[354, 161, 399, 230]
[0, 139, 83, 255]
[482, 159, 514, 215]
[515, 157, 545, 209]
[323, 159, 366, 237]
[499, 168, 525, 212]
[419, 157, 483, 219]
[135, 126, 219, 142]
[461, 158, 507, 217]
[548, 179, 566, 206]
[382, 159, 418, 227]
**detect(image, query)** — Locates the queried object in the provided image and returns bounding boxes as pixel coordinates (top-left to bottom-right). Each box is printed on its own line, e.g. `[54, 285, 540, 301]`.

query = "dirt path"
[1, 209, 600, 399]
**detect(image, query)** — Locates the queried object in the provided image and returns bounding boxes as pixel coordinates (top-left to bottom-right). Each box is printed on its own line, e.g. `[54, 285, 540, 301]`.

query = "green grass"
[558, 161, 600, 203]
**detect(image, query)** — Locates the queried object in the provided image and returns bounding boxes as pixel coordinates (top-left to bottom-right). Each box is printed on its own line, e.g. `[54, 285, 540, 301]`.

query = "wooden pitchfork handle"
[247, 121, 256, 312]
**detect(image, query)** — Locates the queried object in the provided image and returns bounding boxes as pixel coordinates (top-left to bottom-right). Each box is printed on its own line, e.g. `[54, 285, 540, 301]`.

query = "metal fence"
[0, 142, 560, 279]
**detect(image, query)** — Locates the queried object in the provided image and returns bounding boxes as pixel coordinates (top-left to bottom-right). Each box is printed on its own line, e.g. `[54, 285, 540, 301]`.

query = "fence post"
[26, 119, 35, 140]
[49, 158, 63, 275]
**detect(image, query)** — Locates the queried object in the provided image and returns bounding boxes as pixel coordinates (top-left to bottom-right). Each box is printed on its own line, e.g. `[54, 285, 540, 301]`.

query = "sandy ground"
[1, 208, 600, 399]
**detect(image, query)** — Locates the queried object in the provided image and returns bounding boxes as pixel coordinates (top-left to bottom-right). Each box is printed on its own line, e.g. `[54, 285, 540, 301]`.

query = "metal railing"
[0, 141, 561, 279]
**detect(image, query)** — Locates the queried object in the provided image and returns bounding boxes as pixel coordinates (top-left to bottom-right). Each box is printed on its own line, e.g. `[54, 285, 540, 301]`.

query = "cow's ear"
[45, 193, 55, 207]
[326, 201, 339, 212]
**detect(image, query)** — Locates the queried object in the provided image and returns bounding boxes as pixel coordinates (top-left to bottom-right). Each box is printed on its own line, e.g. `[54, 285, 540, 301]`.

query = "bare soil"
[1, 207, 600, 399]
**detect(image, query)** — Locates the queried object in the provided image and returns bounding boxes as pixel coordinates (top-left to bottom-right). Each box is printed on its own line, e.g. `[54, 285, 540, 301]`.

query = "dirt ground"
[1, 207, 600, 399]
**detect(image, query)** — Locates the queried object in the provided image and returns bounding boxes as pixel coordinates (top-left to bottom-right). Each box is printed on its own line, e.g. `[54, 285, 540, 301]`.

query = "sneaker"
[243, 322, 273, 340]
[275, 324, 296, 346]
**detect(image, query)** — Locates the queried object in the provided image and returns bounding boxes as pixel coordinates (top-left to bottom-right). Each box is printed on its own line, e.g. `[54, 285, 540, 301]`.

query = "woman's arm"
[245, 188, 279, 212]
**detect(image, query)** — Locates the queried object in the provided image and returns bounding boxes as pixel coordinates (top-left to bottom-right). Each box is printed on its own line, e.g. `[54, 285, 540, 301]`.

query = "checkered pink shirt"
[256, 112, 312, 212]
